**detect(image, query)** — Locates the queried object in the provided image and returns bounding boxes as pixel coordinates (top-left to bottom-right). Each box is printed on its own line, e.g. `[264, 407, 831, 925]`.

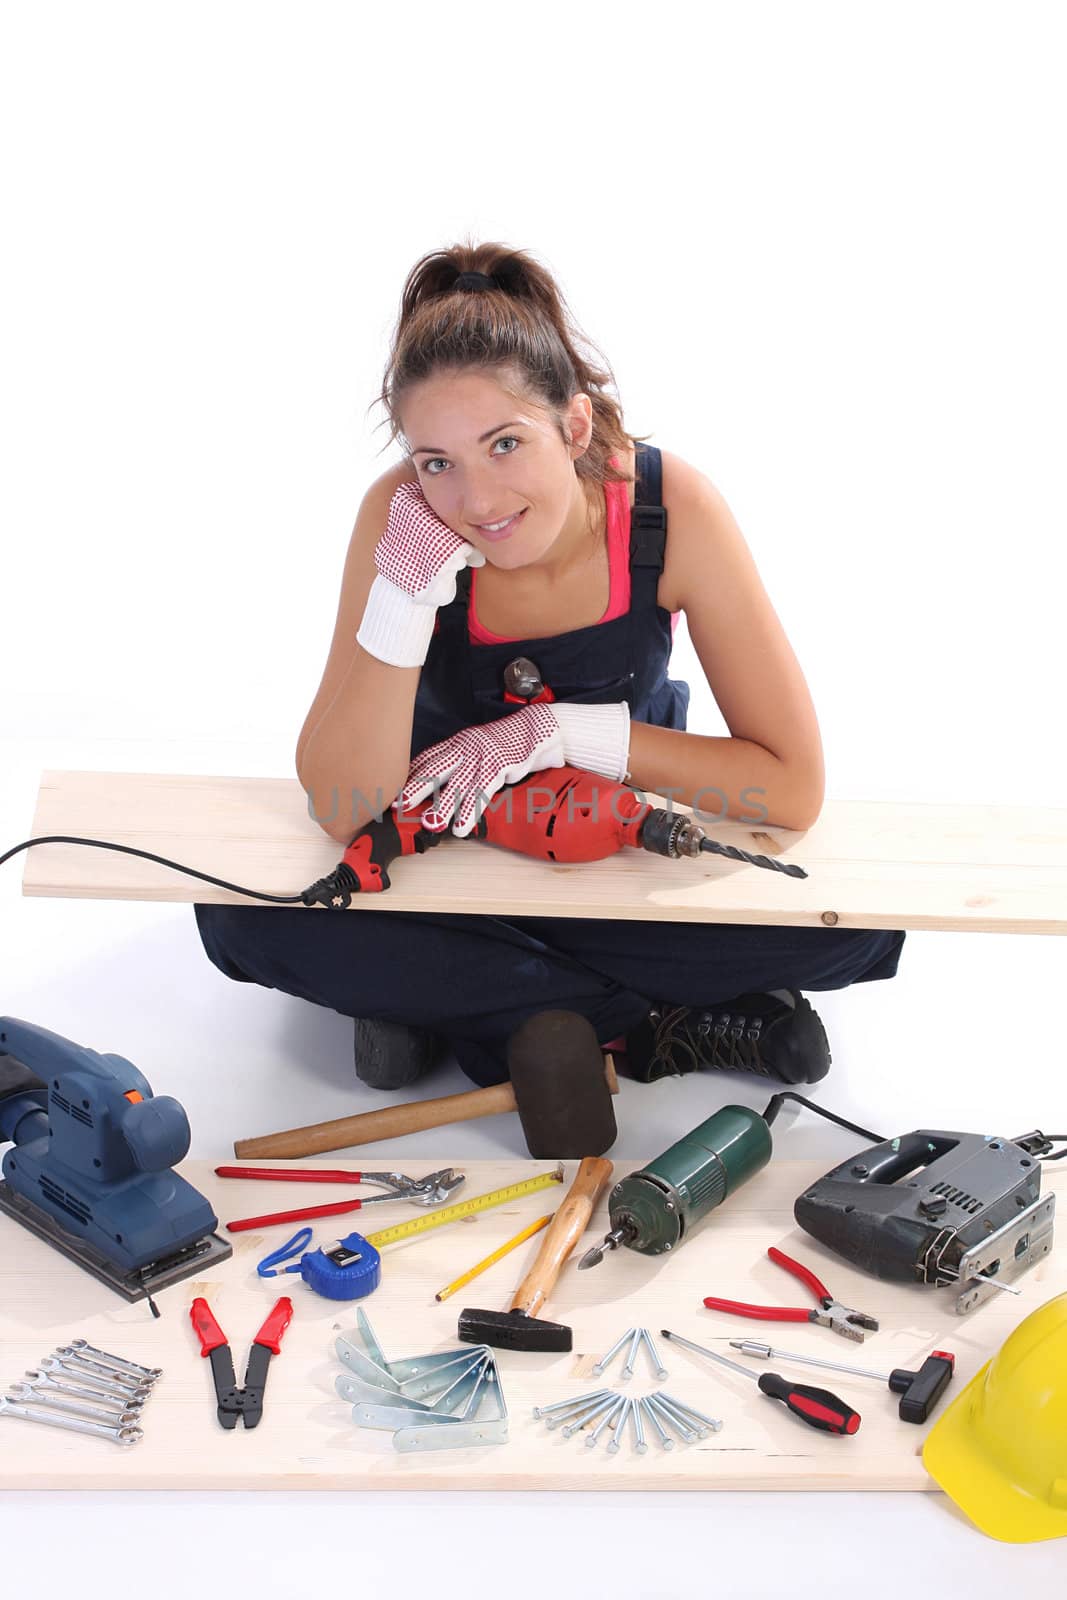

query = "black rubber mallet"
[505, 1010, 618, 1158]
[233, 1010, 617, 1161]
[458, 1155, 614, 1351]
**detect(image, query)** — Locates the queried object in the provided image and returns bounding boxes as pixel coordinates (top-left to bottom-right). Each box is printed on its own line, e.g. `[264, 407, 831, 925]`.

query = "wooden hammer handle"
[233, 1054, 620, 1160]
[233, 1082, 519, 1159]
[510, 1155, 614, 1320]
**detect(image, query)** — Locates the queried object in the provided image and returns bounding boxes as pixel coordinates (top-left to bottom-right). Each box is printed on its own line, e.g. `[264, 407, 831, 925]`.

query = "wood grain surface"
[1, 1157, 1062, 1491]
[19, 770, 1067, 933]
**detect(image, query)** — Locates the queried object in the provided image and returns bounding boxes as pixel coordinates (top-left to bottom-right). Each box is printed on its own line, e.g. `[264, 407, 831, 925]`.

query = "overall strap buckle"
[629, 503, 667, 568]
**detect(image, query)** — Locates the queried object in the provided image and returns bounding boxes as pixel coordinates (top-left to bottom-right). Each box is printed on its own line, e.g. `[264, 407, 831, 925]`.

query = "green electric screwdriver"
[578, 1106, 773, 1269]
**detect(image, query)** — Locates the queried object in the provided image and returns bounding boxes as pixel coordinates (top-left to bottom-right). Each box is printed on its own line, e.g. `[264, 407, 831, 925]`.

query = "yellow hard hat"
[923, 1290, 1067, 1543]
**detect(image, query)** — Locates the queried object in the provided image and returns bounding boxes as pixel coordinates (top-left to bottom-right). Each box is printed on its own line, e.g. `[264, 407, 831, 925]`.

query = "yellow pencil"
[434, 1213, 554, 1302]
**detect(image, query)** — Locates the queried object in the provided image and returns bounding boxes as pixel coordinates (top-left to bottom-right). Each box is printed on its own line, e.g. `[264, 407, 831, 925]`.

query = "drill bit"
[698, 838, 808, 878]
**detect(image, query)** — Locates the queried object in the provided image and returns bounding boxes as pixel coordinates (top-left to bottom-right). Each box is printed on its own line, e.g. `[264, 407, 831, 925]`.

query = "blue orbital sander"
[0, 1016, 231, 1310]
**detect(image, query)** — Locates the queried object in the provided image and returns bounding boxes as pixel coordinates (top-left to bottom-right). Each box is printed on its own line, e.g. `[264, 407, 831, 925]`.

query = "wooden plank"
[1, 1157, 1061, 1491]
[19, 771, 1067, 933]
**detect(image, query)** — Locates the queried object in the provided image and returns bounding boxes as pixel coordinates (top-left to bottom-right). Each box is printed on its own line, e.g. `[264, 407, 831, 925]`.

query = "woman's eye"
[423, 436, 519, 476]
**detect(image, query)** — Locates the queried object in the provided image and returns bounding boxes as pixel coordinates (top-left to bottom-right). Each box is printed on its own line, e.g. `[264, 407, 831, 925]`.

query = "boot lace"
[647, 1004, 772, 1077]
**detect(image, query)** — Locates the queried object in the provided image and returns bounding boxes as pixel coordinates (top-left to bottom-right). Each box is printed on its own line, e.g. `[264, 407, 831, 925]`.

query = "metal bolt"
[592, 1329, 635, 1376]
[653, 1392, 710, 1438]
[587, 1394, 627, 1449]
[659, 1390, 723, 1433]
[606, 1397, 631, 1453]
[621, 1328, 643, 1379]
[545, 1396, 613, 1431]
[641, 1328, 669, 1380]
[533, 1388, 613, 1419]
[640, 1396, 674, 1450]
[646, 1392, 696, 1442]
[630, 1395, 648, 1454]
[562, 1393, 621, 1438]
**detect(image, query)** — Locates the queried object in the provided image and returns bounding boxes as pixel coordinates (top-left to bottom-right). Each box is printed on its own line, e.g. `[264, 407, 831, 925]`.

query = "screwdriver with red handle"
[660, 1329, 861, 1435]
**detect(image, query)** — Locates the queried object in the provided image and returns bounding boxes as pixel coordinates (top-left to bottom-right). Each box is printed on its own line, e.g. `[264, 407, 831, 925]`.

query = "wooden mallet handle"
[510, 1155, 614, 1320]
[233, 1055, 619, 1160]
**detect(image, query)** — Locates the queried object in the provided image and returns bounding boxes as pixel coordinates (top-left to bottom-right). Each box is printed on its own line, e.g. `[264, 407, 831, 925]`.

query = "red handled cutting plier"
[190, 1295, 293, 1428]
[703, 1247, 880, 1343]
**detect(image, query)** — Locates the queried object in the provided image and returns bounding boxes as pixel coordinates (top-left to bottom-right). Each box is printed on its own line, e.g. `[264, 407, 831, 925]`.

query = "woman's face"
[399, 369, 594, 571]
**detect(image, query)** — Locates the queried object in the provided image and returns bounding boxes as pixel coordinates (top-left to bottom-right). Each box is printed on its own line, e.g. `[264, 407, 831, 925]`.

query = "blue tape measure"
[257, 1226, 381, 1300]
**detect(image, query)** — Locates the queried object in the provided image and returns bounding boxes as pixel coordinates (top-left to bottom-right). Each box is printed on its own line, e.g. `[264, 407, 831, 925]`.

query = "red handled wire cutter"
[190, 1295, 293, 1428]
[703, 1246, 879, 1343]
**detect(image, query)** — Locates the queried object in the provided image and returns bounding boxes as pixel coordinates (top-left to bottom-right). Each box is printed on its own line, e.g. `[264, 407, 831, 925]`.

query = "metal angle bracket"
[392, 1356, 509, 1452]
[345, 1350, 491, 1423]
[334, 1309, 508, 1451]
[336, 1371, 439, 1412]
[334, 1334, 401, 1393]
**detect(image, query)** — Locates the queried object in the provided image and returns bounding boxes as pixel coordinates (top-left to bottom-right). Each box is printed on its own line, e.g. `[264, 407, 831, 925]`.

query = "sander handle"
[510, 1155, 613, 1320]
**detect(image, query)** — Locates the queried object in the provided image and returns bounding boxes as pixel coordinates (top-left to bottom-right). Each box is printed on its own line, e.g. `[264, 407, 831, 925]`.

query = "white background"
[2, 0, 1066, 1591]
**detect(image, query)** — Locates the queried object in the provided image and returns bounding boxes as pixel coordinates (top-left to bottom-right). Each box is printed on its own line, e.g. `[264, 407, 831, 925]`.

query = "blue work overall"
[194, 445, 905, 1086]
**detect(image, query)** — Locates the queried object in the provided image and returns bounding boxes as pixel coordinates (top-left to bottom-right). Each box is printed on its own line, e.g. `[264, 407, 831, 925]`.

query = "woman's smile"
[473, 507, 528, 543]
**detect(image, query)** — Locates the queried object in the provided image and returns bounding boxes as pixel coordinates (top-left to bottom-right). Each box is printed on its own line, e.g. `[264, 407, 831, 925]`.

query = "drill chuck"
[639, 808, 705, 858]
[607, 1106, 773, 1255]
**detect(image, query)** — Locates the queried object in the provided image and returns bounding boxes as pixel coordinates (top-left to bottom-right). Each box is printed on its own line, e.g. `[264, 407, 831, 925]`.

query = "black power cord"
[2, 835, 321, 906]
[761, 1091, 884, 1144]
[761, 1091, 1067, 1164]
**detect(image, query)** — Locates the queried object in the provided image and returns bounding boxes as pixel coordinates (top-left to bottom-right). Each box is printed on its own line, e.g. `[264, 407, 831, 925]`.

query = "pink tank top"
[467, 455, 679, 643]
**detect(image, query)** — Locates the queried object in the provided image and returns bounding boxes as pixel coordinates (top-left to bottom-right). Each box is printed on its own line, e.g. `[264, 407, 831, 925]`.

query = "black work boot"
[623, 990, 831, 1085]
[352, 1018, 447, 1090]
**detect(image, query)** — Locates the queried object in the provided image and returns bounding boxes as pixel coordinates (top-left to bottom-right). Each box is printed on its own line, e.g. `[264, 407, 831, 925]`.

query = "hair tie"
[454, 270, 495, 291]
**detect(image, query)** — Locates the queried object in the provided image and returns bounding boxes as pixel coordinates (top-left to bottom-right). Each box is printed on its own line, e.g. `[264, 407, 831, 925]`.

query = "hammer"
[457, 1155, 614, 1352]
[233, 1012, 618, 1160]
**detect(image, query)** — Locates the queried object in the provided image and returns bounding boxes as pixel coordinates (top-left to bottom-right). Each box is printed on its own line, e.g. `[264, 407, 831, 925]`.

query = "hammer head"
[507, 1010, 617, 1159]
[457, 1306, 573, 1352]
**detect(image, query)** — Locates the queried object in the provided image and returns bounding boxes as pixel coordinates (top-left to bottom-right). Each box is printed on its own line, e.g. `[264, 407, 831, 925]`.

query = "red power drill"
[301, 767, 806, 909]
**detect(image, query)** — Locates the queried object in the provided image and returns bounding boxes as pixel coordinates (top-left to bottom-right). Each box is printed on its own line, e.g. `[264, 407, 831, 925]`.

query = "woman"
[194, 240, 905, 1091]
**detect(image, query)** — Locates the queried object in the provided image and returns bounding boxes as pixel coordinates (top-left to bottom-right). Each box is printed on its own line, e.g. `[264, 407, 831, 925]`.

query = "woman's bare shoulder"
[658, 445, 718, 505]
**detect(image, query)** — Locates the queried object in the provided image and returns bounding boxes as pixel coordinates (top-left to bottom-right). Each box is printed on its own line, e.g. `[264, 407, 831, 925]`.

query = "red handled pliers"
[190, 1295, 293, 1429]
[703, 1246, 879, 1343]
[215, 1165, 464, 1233]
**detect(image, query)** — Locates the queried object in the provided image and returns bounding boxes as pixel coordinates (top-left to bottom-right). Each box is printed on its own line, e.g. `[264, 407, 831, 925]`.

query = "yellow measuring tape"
[365, 1164, 564, 1249]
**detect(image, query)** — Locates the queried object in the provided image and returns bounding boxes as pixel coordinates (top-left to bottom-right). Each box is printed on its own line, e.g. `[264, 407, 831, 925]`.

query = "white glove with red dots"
[396, 701, 631, 837]
[357, 481, 486, 668]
